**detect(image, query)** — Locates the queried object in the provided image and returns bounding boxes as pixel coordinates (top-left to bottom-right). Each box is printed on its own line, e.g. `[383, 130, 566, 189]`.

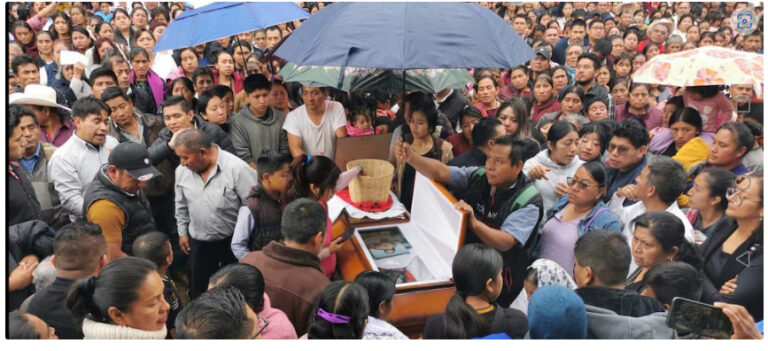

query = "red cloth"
[531, 97, 561, 122]
[446, 133, 473, 157]
[336, 188, 393, 212]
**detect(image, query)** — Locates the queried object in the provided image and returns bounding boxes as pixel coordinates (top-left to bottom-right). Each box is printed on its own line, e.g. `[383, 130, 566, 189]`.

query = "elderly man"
[14, 105, 67, 228]
[48, 97, 119, 223]
[171, 128, 258, 298]
[637, 19, 673, 53]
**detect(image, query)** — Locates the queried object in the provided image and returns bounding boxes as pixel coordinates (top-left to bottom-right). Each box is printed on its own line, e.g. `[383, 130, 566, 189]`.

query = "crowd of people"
[6, 1, 765, 340]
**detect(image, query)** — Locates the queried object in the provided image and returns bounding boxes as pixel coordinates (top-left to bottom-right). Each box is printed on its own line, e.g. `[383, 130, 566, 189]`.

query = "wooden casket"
[332, 172, 467, 338]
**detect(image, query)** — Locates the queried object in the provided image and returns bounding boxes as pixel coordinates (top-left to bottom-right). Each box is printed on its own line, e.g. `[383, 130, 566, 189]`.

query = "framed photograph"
[358, 226, 412, 259]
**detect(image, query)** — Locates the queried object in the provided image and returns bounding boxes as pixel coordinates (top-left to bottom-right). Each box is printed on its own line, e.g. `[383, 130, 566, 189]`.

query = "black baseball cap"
[108, 142, 161, 181]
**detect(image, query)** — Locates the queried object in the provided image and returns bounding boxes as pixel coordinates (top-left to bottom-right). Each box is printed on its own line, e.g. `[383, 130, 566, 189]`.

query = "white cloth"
[81, 318, 167, 339]
[362, 316, 409, 340]
[282, 100, 346, 158]
[608, 193, 695, 273]
[151, 50, 179, 81]
[327, 191, 408, 223]
[508, 258, 577, 315]
[523, 149, 584, 212]
[49, 133, 119, 222]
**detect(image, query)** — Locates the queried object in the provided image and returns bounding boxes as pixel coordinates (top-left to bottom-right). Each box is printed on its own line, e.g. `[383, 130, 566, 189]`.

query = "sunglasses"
[607, 143, 632, 155]
[566, 177, 599, 190]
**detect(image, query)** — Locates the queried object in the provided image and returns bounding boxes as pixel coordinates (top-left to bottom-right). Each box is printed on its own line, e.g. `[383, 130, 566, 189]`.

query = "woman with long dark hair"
[169, 77, 197, 111]
[354, 271, 408, 339]
[537, 162, 621, 276]
[423, 244, 528, 339]
[686, 167, 735, 239]
[286, 155, 360, 278]
[50, 12, 72, 44]
[113, 8, 136, 48]
[12, 20, 38, 56]
[306, 281, 369, 339]
[129, 47, 165, 113]
[625, 211, 703, 292]
[394, 96, 453, 210]
[662, 107, 710, 171]
[699, 173, 764, 320]
[66, 257, 169, 339]
[524, 121, 584, 211]
[71, 26, 92, 55]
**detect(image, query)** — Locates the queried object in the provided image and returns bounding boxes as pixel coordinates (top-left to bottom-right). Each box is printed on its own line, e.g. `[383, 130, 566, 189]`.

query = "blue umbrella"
[153, 2, 309, 53]
[273, 2, 535, 69]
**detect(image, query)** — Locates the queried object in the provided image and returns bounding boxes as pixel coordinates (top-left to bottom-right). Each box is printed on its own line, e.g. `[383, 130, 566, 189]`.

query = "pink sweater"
[318, 167, 362, 277]
[683, 91, 733, 133]
[259, 293, 298, 339]
[345, 122, 375, 136]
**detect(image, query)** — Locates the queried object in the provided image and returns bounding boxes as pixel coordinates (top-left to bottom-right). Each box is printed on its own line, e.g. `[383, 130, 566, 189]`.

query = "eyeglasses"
[567, 177, 599, 190]
[726, 175, 760, 207]
[251, 316, 269, 339]
[607, 143, 632, 155]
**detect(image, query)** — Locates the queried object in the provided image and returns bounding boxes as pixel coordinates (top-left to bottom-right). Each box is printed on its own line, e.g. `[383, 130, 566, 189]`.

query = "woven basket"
[347, 159, 395, 203]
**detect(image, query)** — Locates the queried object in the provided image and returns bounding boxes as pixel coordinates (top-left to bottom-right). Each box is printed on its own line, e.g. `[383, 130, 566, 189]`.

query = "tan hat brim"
[9, 96, 71, 111]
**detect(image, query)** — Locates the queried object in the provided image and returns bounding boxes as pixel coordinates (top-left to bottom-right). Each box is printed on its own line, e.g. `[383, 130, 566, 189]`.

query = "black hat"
[108, 142, 161, 182]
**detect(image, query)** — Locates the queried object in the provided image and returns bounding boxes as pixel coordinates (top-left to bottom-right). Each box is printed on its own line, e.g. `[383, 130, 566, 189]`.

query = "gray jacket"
[230, 105, 288, 164]
[585, 305, 696, 339]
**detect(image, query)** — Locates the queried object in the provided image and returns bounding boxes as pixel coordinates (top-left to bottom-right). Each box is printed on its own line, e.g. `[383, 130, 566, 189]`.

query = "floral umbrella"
[632, 46, 763, 87]
[277, 63, 473, 94]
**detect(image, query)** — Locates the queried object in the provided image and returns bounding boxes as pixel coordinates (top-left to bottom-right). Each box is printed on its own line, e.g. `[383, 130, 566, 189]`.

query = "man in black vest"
[83, 142, 161, 261]
[395, 135, 543, 306]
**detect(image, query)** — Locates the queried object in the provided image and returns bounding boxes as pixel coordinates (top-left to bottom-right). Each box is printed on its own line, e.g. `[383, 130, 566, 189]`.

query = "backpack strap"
[511, 184, 539, 211]
[469, 168, 487, 185]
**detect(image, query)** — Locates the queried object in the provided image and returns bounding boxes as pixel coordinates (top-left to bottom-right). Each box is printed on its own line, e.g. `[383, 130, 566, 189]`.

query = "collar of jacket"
[262, 241, 324, 273]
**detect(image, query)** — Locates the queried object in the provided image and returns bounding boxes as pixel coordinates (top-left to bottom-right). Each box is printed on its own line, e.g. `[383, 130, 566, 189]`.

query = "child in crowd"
[231, 150, 293, 260]
[423, 244, 529, 339]
[355, 271, 409, 340]
[287, 154, 361, 278]
[683, 85, 733, 133]
[346, 107, 376, 136]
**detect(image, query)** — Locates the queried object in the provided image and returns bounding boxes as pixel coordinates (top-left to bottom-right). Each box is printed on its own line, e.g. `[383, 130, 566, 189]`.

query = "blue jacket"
[546, 194, 622, 238]
[44, 62, 58, 87]
[606, 155, 648, 207]
[553, 37, 569, 65]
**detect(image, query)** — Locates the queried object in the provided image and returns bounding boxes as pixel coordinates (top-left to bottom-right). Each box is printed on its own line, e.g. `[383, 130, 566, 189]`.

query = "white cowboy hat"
[9, 84, 71, 111]
[647, 18, 674, 35]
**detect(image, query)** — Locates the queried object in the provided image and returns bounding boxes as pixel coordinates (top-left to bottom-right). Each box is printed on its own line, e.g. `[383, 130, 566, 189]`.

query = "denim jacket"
[546, 194, 622, 238]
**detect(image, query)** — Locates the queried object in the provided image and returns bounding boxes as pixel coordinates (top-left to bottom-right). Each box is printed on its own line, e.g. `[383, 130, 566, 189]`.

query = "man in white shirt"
[49, 96, 119, 222]
[283, 86, 347, 159]
[609, 156, 695, 270]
